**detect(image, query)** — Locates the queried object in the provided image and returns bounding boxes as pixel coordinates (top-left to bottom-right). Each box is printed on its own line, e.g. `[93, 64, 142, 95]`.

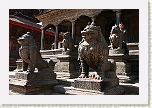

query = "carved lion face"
[17, 32, 31, 46]
[81, 22, 98, 40]
[63, 32, 69, 39]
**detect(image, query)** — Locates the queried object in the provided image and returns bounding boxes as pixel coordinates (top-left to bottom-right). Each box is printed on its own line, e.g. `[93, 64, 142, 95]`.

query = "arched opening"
[42, 24, 56, 50]
[75, 15, 92, 44]
[95, 10, 116, 44]
[105, 20, 116, 45]
[58, 20, 71, 34]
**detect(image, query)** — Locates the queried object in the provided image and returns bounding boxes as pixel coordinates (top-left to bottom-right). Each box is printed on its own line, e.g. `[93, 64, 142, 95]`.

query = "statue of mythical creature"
[62, 32, 75, 55]
[17, 32, 49, 73]
[78, 22, 113, 79]
[109, 24, 124, 49]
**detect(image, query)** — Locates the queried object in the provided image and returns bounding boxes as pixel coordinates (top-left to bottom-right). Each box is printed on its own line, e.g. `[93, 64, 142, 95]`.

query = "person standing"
[119, 22, 129, 55]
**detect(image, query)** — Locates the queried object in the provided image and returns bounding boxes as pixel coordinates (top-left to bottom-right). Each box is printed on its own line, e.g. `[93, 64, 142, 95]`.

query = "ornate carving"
[36, 9, 103, 26]
[62, 32, 75, 55]
[78, 22, 112, 79]
[17, 32, 50, 73]
[109, 24, 124, 49]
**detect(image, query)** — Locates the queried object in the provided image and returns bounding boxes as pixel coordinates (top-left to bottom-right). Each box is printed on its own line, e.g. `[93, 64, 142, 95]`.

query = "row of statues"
[17, 21, 129, 80]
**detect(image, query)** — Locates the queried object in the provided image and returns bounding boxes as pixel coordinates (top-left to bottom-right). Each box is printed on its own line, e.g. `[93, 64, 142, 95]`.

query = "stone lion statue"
[109, 24, 124, 49]
[62, 32, 75, 55]
[17, 32, 50, 73]
[78, 22, 115, 79]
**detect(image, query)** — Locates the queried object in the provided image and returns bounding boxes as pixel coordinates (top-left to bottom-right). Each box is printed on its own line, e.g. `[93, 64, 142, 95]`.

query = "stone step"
[117, 75, 137, 83]
[127, 43, 139, 50]
[57, 78, 75, 86]
[53, 84, 117, 95]
[53, 85, 73, 94]
[65, 85, 124, 95]
[120, 80, 139, 95]
[9, 71, 16, 78]
[65, 89, 104, 95]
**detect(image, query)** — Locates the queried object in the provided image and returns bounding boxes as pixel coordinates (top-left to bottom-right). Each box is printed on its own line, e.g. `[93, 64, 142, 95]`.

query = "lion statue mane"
[62, 32, 75, 55]
[78, 22, 116, 79]
[17, 32, 49, 73]
[109, 24, 124, 49]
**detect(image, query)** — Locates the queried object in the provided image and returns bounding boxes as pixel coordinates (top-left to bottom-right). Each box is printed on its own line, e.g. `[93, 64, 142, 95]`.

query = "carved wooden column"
[40, 27, 46, 50]
[71, 21, 76, 44]
[116, 10, 121, 25]
[55, 25, 59, 49]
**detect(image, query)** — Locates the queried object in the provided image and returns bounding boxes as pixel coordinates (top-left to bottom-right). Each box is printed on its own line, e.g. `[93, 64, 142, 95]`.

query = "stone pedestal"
[109, 48, 125, 55]
[109, 54, 130, 75]
[54, 54, 80, 79]
[9, 71, 58, 95]
[65, 78, 124, 95]
[109, 49, 133, 82]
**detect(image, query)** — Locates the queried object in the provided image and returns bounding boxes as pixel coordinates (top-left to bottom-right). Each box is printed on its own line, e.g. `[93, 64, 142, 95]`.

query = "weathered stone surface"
[17, 32, 55, 73]
[109, 24, 124, 50]
[62, 32, 75, 55]
[108, 54, 133, 83]
[78, 22, 112, 79]
[116, 62, 131, 76]
[65, 89, 104, 95]
[54, 54, 80, 78]
[109, 48, 125, 55]
[74, 78, 119, 92]
[9, 84, 55, 95]
[65, 85, 124, 95]
[10, 71, 57, 83]
[9, 71, 58, 94]
[14, 72, 56, 81]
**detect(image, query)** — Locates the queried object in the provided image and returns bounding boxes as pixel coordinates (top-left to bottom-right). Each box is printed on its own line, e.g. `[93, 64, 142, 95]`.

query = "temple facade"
[36, 9, 139, 49]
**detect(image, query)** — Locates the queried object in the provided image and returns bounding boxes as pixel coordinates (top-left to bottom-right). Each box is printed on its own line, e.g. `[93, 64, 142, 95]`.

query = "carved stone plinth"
[109, 53, 130, 75]
[74, 78, 119, 91]
[65, 78, 124, 95]
[109, 50, 134, 83]
[54, 54, 80, 79]
[9, 72, 58, 95]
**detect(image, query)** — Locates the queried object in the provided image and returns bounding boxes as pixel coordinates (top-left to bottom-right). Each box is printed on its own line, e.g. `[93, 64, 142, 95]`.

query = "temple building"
[36, 9, 139, 49]
[36, 9, 139, 77]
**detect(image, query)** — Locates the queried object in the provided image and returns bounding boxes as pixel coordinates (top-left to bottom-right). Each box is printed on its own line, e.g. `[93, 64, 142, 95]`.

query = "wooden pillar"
[40, 27, 46, 50]
[71, 21, 76, 44]
[55, 25, 59, 49]
[116, 10, 121, 25]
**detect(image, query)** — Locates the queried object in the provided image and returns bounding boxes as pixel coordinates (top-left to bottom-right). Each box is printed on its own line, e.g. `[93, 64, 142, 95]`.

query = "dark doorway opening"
[105, 20, 116, 45]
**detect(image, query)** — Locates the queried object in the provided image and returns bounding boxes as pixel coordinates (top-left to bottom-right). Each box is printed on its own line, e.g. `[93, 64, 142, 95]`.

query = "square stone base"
[65, 85, 124, 95]
[9, 83, 55, 95]
[74, 78, 119, 92]
[9, 72, 58, 94]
